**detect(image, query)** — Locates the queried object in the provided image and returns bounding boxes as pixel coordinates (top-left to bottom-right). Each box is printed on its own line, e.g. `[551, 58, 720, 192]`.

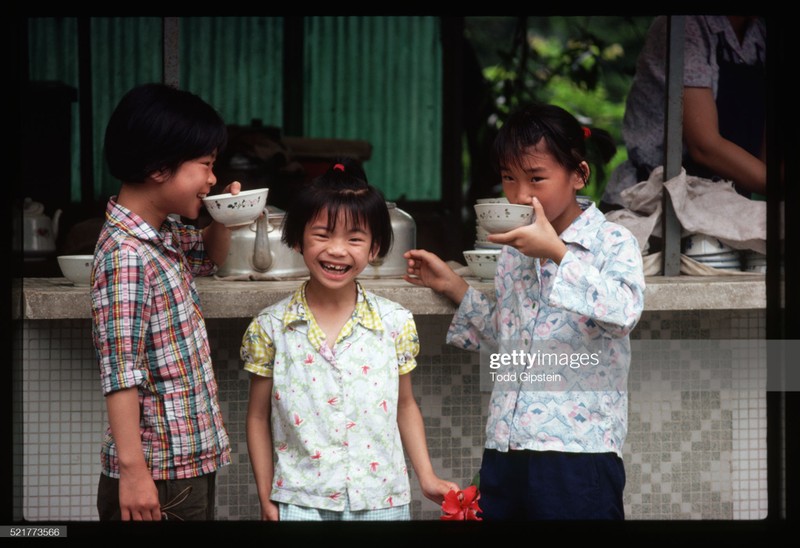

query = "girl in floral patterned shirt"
[405, 104, 645, 520]
[242, 159, 457, 521]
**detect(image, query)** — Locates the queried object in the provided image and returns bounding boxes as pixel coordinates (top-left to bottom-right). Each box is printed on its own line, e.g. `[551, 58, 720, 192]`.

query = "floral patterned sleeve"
[241, 317, 276, 377]
[445, 286, 498, 352]
[395, 315, 420, 375]
[549, 230, 645, 338]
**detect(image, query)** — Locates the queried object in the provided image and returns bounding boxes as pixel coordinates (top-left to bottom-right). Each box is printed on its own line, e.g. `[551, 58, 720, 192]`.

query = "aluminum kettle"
[216, 206, 309, 278]
[361, 202, 416, 278]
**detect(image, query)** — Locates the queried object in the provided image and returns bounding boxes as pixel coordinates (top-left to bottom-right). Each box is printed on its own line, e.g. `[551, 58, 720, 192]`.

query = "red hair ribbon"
[582, 127, 592, 139]
[333, 163, 345, 172]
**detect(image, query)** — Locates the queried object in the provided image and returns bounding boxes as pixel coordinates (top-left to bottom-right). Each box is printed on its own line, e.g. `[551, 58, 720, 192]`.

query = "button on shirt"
[241, 281, 418, 511]
[91, 198, 232, 480]
[447, 203, 645, 457]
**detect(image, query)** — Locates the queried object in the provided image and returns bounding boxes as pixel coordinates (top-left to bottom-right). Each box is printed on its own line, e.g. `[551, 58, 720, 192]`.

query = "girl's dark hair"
[104, 83, 228, 183]
[282, 157, 393, 258]
[492, 103, 616, 186]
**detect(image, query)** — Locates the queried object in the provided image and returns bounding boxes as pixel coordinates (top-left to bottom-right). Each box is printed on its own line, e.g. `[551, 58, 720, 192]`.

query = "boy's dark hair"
[104, 83, 228, 183]
[492, 103, 616, 186]
[282, 157, 393, 258]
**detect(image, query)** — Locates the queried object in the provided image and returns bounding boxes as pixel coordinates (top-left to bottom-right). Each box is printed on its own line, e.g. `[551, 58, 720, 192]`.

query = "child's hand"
[488, 197, 567, 263]
[419, 475, 461, 505]
[261, 499, 280, 521]
[403, 249, 469, 304]
[221, 180, 242, 195]
[217, 181, 263, 230]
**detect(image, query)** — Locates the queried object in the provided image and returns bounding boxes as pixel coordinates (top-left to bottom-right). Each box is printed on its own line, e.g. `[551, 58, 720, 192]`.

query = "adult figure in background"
[601, 16, 766, 211]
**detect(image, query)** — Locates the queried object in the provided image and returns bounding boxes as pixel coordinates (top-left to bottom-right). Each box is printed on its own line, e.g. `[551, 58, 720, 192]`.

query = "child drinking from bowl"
[91, 83, 237, 520]
[404, 103, 645, 520]
[242, 158, 457, 521]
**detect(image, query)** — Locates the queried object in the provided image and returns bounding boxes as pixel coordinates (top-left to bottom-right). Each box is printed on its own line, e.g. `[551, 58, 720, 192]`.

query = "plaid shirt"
[91, 198, 231, 480]
[240, 281, 418, 510]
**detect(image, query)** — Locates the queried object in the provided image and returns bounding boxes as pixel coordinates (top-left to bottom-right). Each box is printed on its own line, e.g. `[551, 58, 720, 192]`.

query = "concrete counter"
[15, 274, 772, 521]
[15, 273, 768, 320]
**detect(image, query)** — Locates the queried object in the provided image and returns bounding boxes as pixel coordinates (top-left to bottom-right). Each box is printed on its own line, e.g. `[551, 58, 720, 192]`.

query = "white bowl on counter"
[57, 255, 94, 286]
[463, 249, 501, 281]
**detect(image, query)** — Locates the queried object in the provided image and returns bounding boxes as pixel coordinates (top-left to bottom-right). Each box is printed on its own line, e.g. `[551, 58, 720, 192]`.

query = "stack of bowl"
[464, 198, 535, 281]
[682, 233, 742, 271]
[474, 197, 507, 250]
[742, 250, 767, 273]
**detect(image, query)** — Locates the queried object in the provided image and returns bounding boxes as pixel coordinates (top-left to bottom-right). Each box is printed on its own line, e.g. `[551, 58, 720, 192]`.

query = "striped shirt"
[91, 198, 231, 480]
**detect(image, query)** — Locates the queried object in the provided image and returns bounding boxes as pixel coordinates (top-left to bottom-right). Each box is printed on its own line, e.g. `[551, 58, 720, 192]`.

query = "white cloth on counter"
[605, 166, 769, 265]
[642, 252, 755, 277]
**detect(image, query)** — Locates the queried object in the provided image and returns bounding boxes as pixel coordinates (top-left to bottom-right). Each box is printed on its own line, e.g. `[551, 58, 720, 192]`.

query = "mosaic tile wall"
[16, 309, 768, 521]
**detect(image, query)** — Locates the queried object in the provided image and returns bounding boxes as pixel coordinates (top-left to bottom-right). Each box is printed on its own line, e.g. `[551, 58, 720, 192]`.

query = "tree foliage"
[465, 16, 652, 204]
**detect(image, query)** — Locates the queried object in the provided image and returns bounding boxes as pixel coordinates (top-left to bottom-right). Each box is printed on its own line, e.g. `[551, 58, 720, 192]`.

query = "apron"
[685, 29, 766, 198]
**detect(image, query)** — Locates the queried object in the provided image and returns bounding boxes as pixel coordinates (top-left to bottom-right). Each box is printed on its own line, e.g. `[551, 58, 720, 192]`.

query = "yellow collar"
[282, 281, 383, 349]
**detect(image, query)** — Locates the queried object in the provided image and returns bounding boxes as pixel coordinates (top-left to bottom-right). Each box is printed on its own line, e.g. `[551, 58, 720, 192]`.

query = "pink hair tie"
[333, 163, 345, 172]
[582, 127, 592, 139]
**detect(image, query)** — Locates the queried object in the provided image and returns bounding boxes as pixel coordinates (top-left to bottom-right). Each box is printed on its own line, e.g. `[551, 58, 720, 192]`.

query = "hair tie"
[333, 163, 345, 172]
[582, 127, 592, 139]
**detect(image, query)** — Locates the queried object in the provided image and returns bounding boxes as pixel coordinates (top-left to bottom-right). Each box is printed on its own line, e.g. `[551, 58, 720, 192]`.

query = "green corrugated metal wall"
[303, 16, 442, 200]
[89, 18, 164, 202]
[179, 17, 284, 128]
[26, 16, 441, 203]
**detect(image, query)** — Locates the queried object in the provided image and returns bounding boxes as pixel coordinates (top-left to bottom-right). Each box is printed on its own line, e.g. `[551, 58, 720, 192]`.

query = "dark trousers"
[478, 449, 626, 520]
[97, 471, 216, 521]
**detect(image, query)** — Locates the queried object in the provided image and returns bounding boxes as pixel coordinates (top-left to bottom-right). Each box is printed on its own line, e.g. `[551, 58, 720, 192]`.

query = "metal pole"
[661, 15, 684, 276]
[282, 17, 304, 137]
[162, 17, 180, 88]
[78, 17, 94, 206]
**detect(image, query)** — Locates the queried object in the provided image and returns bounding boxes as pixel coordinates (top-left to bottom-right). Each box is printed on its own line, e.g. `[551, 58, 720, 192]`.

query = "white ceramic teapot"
[22, 197, 62, 256]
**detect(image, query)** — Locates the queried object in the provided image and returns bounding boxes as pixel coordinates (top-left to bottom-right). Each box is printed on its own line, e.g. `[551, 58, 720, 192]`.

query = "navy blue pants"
[477, 449, 625, 520]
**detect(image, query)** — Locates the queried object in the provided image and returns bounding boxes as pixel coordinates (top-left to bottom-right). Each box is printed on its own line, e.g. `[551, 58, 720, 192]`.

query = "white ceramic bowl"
[203, 188, 269, 227]
[476, 197, 509, 204]
[475, 240, 503, 250]
[463, 249, 501, 281]
[474, 203, 534, 234]
[57, 255, 94, 286]
[687, 250, 739, 261]
[696, 259, 742, 269]
[475, 224, 490, 242]
[682, 233, 733, 257]
[743, 251, 767, 267]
